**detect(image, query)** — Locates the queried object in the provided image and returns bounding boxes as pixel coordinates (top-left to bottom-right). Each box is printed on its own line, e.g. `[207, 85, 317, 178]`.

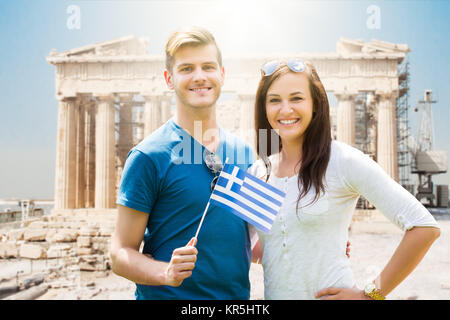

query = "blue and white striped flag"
[209, 163, 286, 233]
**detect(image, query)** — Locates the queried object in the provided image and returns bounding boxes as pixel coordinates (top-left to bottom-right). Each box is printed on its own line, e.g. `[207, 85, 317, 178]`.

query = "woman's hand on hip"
[315, 287, 371, 300]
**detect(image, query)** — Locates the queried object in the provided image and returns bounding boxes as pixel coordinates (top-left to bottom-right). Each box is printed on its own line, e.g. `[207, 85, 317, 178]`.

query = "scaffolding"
[354, 58, 412, 208]
[354, 91, 377, 159]
[354, 91, 376, 209]
[396, 57, 413, 191]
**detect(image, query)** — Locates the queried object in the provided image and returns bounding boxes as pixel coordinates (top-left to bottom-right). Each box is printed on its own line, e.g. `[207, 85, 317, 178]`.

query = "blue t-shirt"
[117, 119, 255, 300]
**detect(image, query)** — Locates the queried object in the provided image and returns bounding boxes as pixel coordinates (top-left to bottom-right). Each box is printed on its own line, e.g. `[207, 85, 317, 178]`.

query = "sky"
[0, 0, 449, 199]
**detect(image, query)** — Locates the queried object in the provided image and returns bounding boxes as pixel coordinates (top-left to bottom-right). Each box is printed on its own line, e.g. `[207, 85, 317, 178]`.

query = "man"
[109, 26, 255, 299]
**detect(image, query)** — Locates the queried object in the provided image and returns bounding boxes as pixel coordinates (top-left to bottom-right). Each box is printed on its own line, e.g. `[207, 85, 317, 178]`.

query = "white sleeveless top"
[247, 140, 439, 300]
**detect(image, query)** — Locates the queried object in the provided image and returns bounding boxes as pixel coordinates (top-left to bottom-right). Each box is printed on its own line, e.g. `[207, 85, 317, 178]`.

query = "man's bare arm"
[109, 205, 197, 287]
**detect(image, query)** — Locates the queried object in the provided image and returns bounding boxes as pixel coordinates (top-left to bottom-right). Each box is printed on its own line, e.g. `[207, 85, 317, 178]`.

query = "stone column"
[117, 94, 134, 167]
[94, 94, 117, 209]
[335, 91, 357, 147]
[54, 97, 77, 210]
[142, 93, 161, 138]
[238, 93, 256, 150]
[75, 101, 86, 208]
[134, 108, 144, 142]
[376, 91, 399, 181]
[160, 94, 173, 124]
[366, 92, 378, 159]
[84, 100, 96, 208]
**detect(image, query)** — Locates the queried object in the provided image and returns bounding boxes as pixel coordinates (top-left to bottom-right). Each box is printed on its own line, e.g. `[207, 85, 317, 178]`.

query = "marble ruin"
[0, 36, 410, 280]
[46, 35, 410, 212]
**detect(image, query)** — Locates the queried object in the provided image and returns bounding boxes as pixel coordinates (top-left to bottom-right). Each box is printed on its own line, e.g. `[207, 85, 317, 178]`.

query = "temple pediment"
[48, 35, 149, 61]
[47, 34, 407, 98]
[337, 37, 410, 56]
[47, 35, 409, 65]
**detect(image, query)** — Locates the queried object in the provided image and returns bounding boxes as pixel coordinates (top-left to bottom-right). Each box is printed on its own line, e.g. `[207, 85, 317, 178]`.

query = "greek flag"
[210, 163, 286, 233]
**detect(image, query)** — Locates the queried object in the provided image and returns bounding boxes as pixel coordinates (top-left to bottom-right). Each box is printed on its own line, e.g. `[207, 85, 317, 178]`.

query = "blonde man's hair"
[165, 26, 222, 73]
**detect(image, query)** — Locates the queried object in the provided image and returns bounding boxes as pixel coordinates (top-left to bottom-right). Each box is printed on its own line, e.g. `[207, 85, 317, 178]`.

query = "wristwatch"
[364, 282, 386, 300]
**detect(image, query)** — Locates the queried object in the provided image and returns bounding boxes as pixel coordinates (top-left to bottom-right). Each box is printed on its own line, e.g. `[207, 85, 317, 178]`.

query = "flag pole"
[194, 157, 229, 240]
[194, 202, 210, 239]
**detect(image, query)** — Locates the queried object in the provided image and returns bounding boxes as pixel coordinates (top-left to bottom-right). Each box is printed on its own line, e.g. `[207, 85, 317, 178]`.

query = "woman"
[248, 59, 441, 300]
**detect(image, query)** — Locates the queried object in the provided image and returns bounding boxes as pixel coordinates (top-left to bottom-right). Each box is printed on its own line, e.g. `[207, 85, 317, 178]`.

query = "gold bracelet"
[364, 283, 386, 300]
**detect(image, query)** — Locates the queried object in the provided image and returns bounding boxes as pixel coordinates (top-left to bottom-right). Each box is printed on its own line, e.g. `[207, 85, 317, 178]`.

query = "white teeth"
[192, 88, 209, 92]
[279, 119, 299, 124]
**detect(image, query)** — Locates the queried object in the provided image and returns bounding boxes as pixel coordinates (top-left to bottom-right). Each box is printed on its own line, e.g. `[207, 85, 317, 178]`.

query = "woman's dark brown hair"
[254, 60, 332, 209]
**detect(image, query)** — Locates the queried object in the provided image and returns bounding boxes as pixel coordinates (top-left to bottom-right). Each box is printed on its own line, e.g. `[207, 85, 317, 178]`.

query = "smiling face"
[165, 44, 224, 111]
[255, 60, 332, 207]
[265, 71, 314, 145]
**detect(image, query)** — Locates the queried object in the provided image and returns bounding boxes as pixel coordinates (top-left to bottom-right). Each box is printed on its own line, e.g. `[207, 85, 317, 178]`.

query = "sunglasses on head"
[204, 150, 223, 192]
[261, 59, 306, 77]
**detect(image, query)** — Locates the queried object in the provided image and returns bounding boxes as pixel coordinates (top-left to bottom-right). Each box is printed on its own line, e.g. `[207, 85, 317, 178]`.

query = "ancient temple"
[47, 35, 410, 212]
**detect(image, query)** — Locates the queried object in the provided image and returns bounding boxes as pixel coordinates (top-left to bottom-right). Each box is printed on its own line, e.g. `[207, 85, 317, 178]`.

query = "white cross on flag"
[209, 163, 286, 233]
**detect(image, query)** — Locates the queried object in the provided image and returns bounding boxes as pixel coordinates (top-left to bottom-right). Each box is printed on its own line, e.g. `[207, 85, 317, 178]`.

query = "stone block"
[76, 247, 93, 256]
[77, 236, 91, 248]
[87, 221, 100, 228]
[54, 215, 67, 222]
[46, 222, 64, 229]
[19, 243, 46, 259]
[92, 242, 103, 251]
[67, 222, 85, 230]
[45, 229, 57, 242]
[0, 241, 18, 258]
[6, 228, 25, 241]
[62, 256, 79, 267]
[92, 236, 109, 244]
[28, 221, 47, 229]
[96, 263, 108, 271]
[79, 262, 96, 271]
[46, 244, 71, 258]
[49, 229, 78, 243]
[79, 227, 98, 237]
[98, 227, 113, 236]
[48, 281, 62, 289]
[24, 228, 47, 241]
[23, 218, 40, 227]
[80, 255, 98, 264]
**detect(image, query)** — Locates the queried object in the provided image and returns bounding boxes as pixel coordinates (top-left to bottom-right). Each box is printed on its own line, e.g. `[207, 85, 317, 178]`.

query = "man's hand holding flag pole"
[168, 158, 286, 287]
